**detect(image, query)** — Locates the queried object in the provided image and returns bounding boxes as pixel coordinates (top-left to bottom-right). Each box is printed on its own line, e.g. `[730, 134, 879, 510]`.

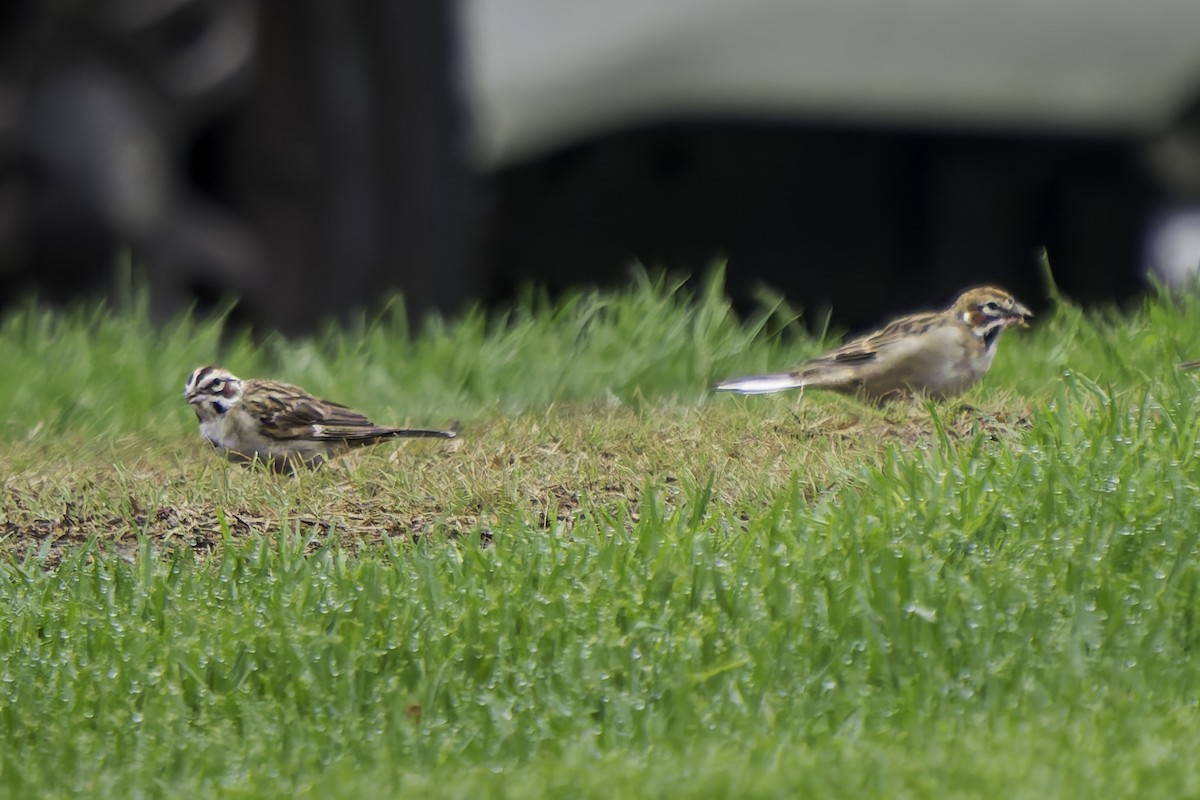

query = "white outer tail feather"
[714, 373, 804, 394]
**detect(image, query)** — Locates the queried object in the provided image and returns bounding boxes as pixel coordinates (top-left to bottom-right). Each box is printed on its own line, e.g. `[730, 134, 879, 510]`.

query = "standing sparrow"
[715, 286, 1033, 402]
[184, 366, 456, 472]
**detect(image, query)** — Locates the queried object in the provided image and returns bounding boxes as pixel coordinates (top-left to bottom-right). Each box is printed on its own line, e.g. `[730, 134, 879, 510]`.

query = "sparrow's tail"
[383, 428, 458, 439]
[713, 372, 804, 395]
[333, 426, 458, 445]
[1181, 360, 1200, 371]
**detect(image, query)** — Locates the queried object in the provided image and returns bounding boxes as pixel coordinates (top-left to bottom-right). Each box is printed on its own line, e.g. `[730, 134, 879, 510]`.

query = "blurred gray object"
[3, 0, 1200, 332]
[462, 0, 1200, 319]
[1, 0, 479, 333]
[463, 0, 1200, 167]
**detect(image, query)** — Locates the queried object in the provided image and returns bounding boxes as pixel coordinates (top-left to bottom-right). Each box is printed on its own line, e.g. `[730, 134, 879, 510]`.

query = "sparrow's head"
[184, 366, 244, 418]
[953, 286, 1033, 345]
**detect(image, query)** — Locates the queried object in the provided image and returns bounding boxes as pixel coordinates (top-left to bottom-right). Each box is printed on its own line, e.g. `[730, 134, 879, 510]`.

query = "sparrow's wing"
[714, 311, 942, 394]
[243, 380, 379, 439]
[817, 310, 941, 366]
[243, 380, 455, 442]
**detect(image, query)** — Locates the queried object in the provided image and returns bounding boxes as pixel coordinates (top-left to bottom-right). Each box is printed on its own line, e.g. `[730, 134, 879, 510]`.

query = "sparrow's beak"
[1010, 302, 1034, 327]
[185, 390, 202, 405]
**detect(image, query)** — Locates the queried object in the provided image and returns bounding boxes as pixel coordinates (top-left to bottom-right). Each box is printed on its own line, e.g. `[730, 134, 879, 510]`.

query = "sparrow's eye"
[983, 301, 1001, 313]
[209, 379, 225, 393]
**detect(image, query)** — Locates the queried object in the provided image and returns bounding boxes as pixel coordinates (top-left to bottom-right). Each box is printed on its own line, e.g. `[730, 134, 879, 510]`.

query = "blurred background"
[3, 0, 1200, 333]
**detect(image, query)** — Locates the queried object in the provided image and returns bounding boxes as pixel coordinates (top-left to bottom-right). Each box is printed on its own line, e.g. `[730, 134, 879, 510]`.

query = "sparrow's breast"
[877, 324, 992, 398]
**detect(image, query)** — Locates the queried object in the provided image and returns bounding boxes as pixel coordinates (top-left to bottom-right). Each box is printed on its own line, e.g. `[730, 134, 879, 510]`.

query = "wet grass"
[1, 269, 1200, 797]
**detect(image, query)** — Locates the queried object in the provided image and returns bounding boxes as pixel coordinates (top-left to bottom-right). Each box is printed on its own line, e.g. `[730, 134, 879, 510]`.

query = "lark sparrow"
[715, 286, 1033, 402]
[1181, 361, 1200, 371]
[184, 366, 456, 472]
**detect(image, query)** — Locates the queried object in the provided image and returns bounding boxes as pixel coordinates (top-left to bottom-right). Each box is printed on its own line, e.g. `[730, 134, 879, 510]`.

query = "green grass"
[2, 268, 1200, 797]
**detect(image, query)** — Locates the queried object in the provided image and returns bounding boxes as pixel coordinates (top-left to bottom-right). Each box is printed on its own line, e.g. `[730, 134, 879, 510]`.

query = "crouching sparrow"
[184, 366, 456, 472]
[715, 286, 1033, 402]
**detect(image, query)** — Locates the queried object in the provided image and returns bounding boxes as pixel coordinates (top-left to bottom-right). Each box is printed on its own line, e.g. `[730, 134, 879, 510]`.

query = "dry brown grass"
[0, 394, 1034, 565]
